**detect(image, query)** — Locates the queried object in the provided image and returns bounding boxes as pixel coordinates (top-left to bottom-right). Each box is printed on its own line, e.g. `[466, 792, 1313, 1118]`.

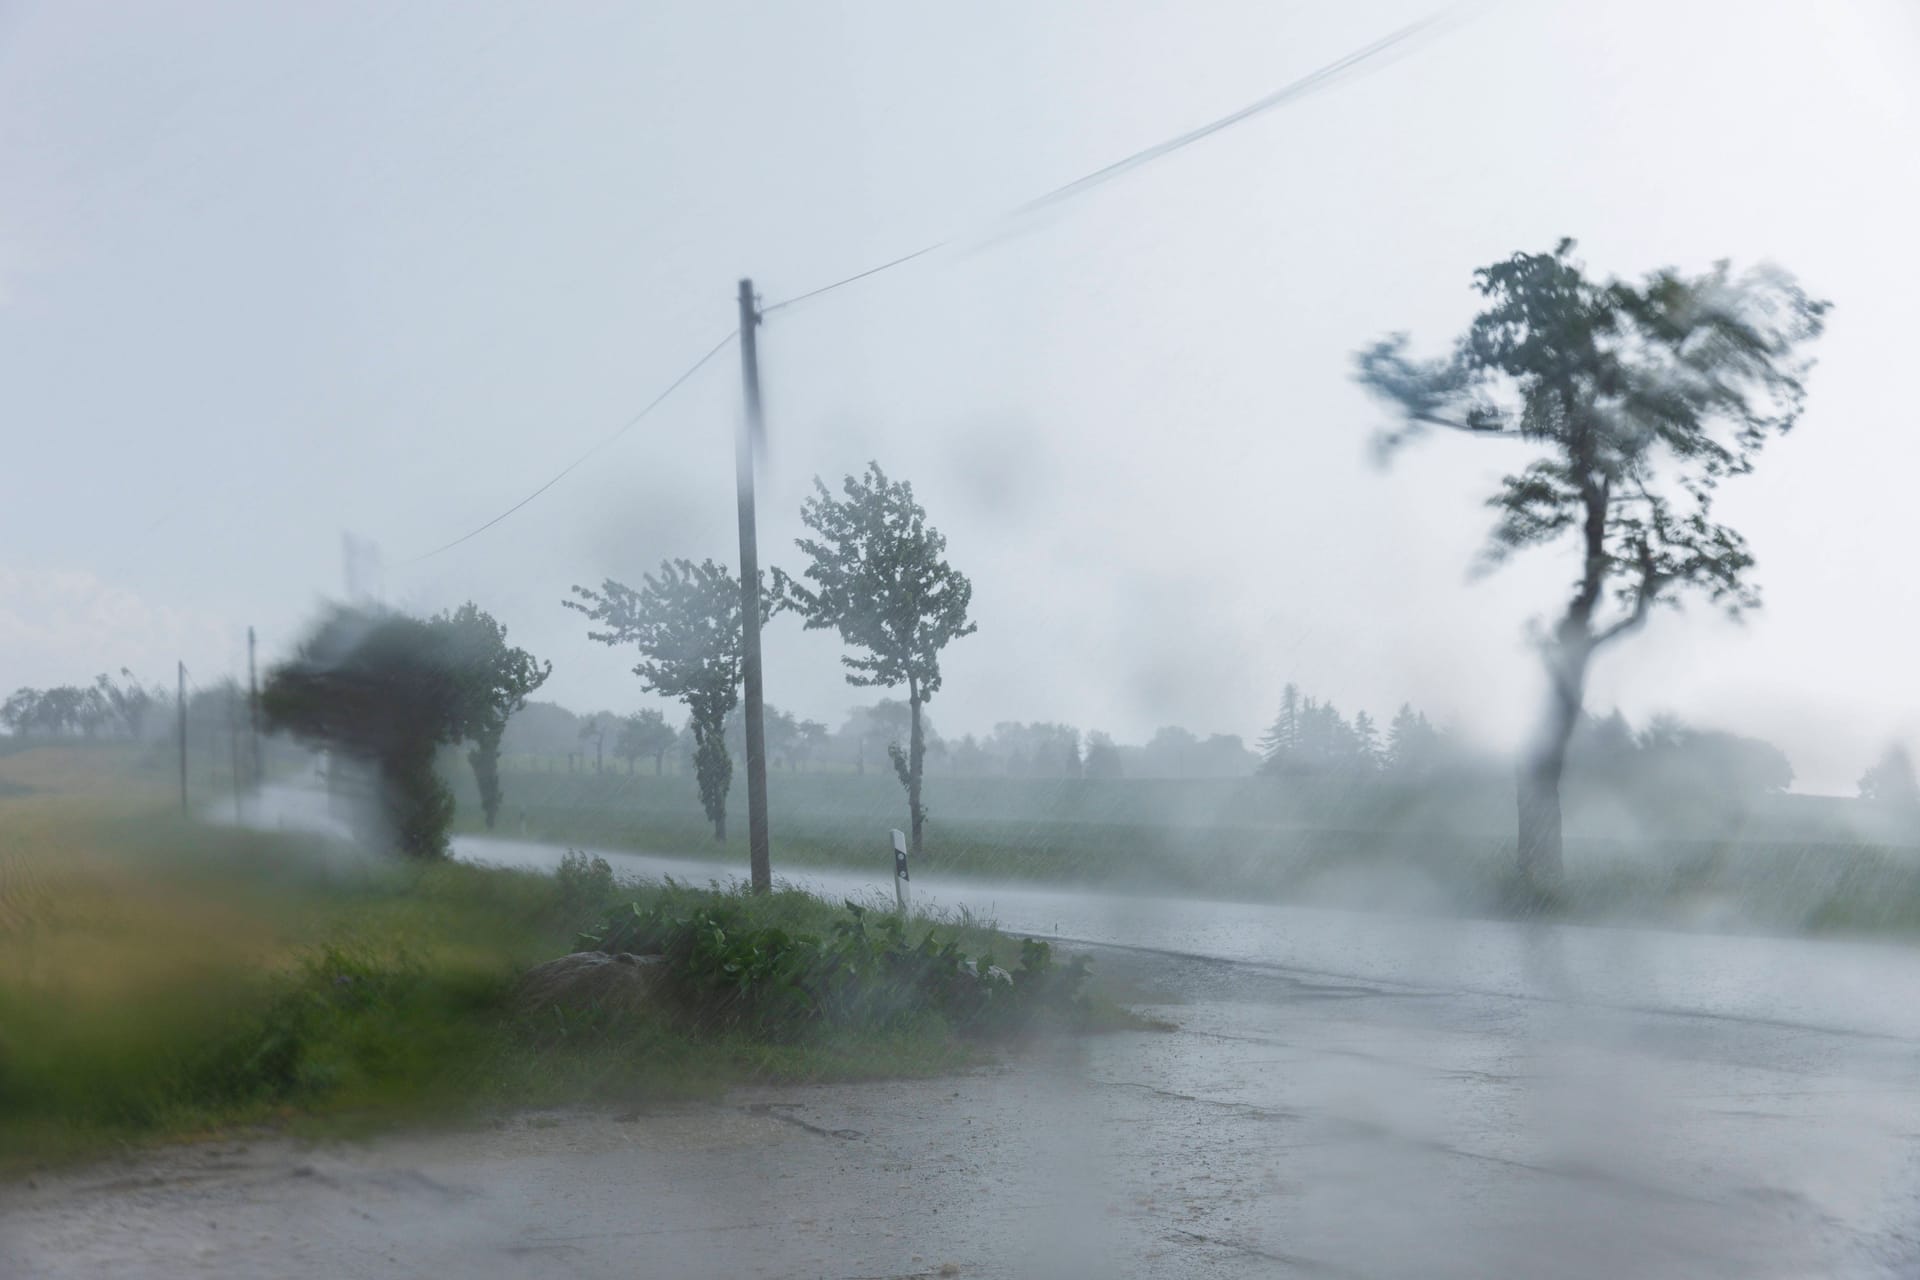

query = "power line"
[759, 242, 950, 317]
[760, 9, 1453, 315]
[408, 10, 1456, 557]
[409, 328, 738, 562]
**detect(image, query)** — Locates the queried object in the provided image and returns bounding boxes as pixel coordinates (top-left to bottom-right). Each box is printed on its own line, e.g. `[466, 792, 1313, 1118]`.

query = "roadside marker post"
[891, 828, 910, 915]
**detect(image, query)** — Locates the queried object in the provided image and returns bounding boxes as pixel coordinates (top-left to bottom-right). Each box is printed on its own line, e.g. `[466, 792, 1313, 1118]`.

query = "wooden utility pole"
[735, 278, 772, 894]
[247, 626, 262, 787]
[176, 661, 188, 815]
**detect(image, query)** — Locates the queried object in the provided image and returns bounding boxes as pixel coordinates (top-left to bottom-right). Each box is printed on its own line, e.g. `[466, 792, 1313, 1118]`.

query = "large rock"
[513, 951, 668, 1021]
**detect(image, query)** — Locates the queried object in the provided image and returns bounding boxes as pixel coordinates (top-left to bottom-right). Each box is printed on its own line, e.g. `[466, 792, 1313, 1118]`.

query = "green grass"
[0, 747, 1126, 1173]
[453, 766, 1920, 934]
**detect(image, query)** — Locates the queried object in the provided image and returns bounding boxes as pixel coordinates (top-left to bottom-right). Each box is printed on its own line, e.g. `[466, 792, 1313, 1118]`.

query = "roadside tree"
[431, 602, 550, 830]
[779, 463, 976, 859]
[567, 559, 768, 841]
[1356, 239, 1825, 893]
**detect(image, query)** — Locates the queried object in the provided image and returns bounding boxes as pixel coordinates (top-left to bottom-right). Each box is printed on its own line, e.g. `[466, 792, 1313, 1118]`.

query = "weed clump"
[578, 896, 1089, 1041]
[554, 849, 619, 911]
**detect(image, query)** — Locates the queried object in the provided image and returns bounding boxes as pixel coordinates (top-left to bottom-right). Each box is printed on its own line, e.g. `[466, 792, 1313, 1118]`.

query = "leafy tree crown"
[778, 461, 976, 697]
[565, 558, 772, 731]
[1355, 239, 1826, 646]
[431, 602, 550, 747]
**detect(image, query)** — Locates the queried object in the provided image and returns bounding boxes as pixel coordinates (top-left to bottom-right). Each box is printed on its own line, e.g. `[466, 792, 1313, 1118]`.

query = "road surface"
[7, 796, 1920, 1276]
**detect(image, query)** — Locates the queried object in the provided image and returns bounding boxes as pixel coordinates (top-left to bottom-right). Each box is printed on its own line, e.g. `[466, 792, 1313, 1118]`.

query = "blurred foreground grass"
[0, 748, 1063, 1173]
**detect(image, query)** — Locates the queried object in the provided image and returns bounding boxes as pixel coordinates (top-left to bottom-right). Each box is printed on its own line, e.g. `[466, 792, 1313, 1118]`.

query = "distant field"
[454, 762, 1920, 931]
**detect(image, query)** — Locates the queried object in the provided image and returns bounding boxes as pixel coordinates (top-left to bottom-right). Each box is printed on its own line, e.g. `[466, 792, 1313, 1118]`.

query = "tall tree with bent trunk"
[780, 462, 975, 860]
[1355, 239, 1825, 896]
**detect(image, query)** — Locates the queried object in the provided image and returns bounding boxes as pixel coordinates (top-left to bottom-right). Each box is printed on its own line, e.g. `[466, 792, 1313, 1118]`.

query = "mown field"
[0, 747, 1091, 1173]
[455, 763, 1920, 932]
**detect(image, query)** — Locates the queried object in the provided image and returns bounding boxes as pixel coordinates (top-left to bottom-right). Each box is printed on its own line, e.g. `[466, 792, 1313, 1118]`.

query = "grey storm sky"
[2, 0, 1915, 793]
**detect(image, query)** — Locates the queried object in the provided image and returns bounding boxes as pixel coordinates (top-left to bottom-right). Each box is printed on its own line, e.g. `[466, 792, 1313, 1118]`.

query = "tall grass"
[0, 748, 1065, 1171]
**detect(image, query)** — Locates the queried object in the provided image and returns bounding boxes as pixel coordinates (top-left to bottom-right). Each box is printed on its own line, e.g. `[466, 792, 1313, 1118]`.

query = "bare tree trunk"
[908, 679, 926, 859]
[1516, 759, 1564, 891]
[1516, 637, 1588, 894]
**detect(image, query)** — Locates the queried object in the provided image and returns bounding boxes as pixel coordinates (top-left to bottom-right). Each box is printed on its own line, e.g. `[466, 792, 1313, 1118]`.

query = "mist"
[7, 1, 1920, 1277]
[2, 0, 1917, 792]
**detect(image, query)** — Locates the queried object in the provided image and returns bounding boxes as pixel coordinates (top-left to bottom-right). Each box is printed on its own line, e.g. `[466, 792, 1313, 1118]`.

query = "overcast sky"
[2, 0, 1916, 792]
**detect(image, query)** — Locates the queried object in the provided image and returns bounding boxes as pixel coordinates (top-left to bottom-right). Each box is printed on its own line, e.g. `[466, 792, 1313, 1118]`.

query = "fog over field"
[14, 8, 1920, 1276]
[3, 0, 1918, 792]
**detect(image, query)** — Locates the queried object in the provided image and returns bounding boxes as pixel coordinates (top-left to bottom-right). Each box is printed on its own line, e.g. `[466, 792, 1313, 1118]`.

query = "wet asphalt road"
[8, 802, 1920, 1276]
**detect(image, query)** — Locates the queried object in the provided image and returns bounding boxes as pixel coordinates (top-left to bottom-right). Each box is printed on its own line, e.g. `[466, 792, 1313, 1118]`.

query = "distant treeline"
[1, 671, 171, 741]
[489, 680, 1916, 817]
[12, 666, 1912, 814]
[499, 698, 1260, 780]
[1252, 682, 1807, 803]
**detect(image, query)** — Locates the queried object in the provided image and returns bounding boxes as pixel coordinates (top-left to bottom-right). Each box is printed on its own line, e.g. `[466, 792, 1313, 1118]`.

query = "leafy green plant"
[578, 896, 1088, 1041]
[554, 849, 618, 913]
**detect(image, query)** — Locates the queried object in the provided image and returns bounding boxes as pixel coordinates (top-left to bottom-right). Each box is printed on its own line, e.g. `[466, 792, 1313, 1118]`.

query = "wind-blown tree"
[779, 463, 975, 859]
[767, 707, 798, 770]
[1141, 726, 1199, 778]
[1634, 715, 1794, 797]
[1356, 239, 1826, 891]
[1258, 685, 1304, 770]
[837, 700, 920, 776]
[5, 687, 70, 736]
[616, 708, 676, 775]
[2, 688, 61, 736]
[1260, 687, 1374, 776]
[725, 703, 799, 770]
[431, 602, 550, 830]
[2, 685, 98, 737]
[792, 718, 829, 773]
[1859, 745, 1920, 807]
[74, 683, 113, 737]
[0, 688, 42, 735]
[1085, 731, 1124, 780]
[578, 713, 610, 774]
[1384, 704, 1444, 777]
[261, 605, 477, 858]
[566, 559, 768, 841]
[94, 670, 156, 739]
[54, 685, 97, 735]
[1351, 710, 1383, 771]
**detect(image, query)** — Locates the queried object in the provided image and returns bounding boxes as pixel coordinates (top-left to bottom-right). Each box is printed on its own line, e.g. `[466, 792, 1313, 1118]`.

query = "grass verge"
[0, 749, 1137, 1174]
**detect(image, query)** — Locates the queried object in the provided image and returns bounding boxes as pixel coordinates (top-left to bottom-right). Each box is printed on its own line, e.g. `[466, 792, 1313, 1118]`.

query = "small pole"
[247, 626, 262, 788]
[891, 827, 910, 915]
[228, 683, 243, 823]
[176, 661, 188, 815]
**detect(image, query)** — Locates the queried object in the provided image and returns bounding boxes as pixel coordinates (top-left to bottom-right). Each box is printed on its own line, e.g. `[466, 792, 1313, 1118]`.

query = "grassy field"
[452, 764, 1920, 933]
[0, 747, 1089, 1173]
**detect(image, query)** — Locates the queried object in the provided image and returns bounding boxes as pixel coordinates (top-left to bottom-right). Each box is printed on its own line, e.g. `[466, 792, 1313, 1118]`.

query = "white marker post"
[890, 827, 910, 915]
